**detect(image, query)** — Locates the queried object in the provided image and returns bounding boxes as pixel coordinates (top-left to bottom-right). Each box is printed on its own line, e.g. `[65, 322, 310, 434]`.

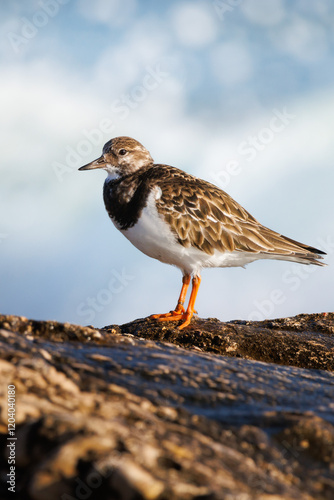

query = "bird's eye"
[119, 149, 127, 155]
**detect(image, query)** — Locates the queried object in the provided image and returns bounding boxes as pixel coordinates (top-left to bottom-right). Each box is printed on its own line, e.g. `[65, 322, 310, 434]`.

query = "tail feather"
[261, 229, 326, 266]
[280, 234, 326, 256]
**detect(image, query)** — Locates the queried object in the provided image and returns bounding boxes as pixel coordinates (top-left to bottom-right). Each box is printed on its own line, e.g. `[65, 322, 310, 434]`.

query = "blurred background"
[1, 0, 333, 327]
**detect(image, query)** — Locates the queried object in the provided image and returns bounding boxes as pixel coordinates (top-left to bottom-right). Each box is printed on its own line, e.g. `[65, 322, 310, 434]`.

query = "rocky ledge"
[0, 312, 333, 500]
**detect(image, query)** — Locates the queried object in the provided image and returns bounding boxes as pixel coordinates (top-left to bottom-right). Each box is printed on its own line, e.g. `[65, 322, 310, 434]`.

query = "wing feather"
[152, 165, 324, 264]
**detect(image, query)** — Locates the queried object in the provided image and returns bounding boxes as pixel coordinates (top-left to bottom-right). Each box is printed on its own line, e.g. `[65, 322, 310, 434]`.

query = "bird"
[79, 136, 326, 329]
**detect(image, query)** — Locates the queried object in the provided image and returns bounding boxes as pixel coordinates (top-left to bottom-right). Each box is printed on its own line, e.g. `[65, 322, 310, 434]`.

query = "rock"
[110, 459, 164, 500]
[0, 313, 333, 500]
[109, 313, 334, 371]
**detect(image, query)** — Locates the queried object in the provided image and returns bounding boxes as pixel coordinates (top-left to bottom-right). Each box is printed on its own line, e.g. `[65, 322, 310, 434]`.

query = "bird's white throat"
[105, 168, 121, 182]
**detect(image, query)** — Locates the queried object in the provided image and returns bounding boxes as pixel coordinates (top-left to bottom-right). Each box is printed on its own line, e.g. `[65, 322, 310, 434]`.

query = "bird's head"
[79, 136, 154, 180]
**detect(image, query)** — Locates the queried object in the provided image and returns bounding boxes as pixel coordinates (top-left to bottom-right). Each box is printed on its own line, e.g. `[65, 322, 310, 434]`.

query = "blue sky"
[1, 0, 333, 327]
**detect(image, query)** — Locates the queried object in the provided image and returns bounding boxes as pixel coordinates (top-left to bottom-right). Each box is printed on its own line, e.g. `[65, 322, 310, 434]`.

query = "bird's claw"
[150, 310, 193, 329]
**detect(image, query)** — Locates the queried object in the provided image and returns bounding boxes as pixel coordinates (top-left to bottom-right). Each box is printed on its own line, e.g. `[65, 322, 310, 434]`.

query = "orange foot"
[151, 306, 185, 320]
[150, 310, 194, 330]
[151, 275, 201, 330]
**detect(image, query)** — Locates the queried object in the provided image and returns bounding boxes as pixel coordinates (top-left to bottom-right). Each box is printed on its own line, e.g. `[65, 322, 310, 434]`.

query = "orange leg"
[151, 274, 191, 320]
[179, 275, 201, 329]
[151, 275, 201, 330]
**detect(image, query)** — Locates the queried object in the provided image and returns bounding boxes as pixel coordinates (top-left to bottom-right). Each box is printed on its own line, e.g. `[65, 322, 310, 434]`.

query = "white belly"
[118, 191, 192, 270]
[110, 190, 262, 275]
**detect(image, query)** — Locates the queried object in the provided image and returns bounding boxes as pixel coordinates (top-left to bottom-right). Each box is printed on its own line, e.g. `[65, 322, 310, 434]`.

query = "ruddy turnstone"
[79, 136, 326, 329]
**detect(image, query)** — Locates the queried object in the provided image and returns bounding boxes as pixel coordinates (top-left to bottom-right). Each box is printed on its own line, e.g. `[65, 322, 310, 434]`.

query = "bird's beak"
[79, 155, 106, 171]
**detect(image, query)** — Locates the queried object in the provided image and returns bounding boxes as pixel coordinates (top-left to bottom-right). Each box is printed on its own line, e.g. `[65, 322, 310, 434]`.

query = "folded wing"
[155, 170, 325, 266]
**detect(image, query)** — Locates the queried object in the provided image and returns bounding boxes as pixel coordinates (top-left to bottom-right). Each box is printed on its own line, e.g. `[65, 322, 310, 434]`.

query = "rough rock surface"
[0, 312, 333, 500]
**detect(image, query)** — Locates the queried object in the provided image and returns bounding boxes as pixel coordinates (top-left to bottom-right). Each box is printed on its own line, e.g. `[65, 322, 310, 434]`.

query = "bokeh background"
[1, 0, 333, 327]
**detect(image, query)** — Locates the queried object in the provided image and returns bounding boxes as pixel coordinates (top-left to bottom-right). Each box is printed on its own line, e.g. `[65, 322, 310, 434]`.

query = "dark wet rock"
[109, 312, 334, 371]
[0, 312, 333, 500]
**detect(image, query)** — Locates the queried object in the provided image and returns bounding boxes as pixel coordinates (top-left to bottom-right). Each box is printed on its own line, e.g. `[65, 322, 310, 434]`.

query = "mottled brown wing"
[154, 166, 325, 263]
